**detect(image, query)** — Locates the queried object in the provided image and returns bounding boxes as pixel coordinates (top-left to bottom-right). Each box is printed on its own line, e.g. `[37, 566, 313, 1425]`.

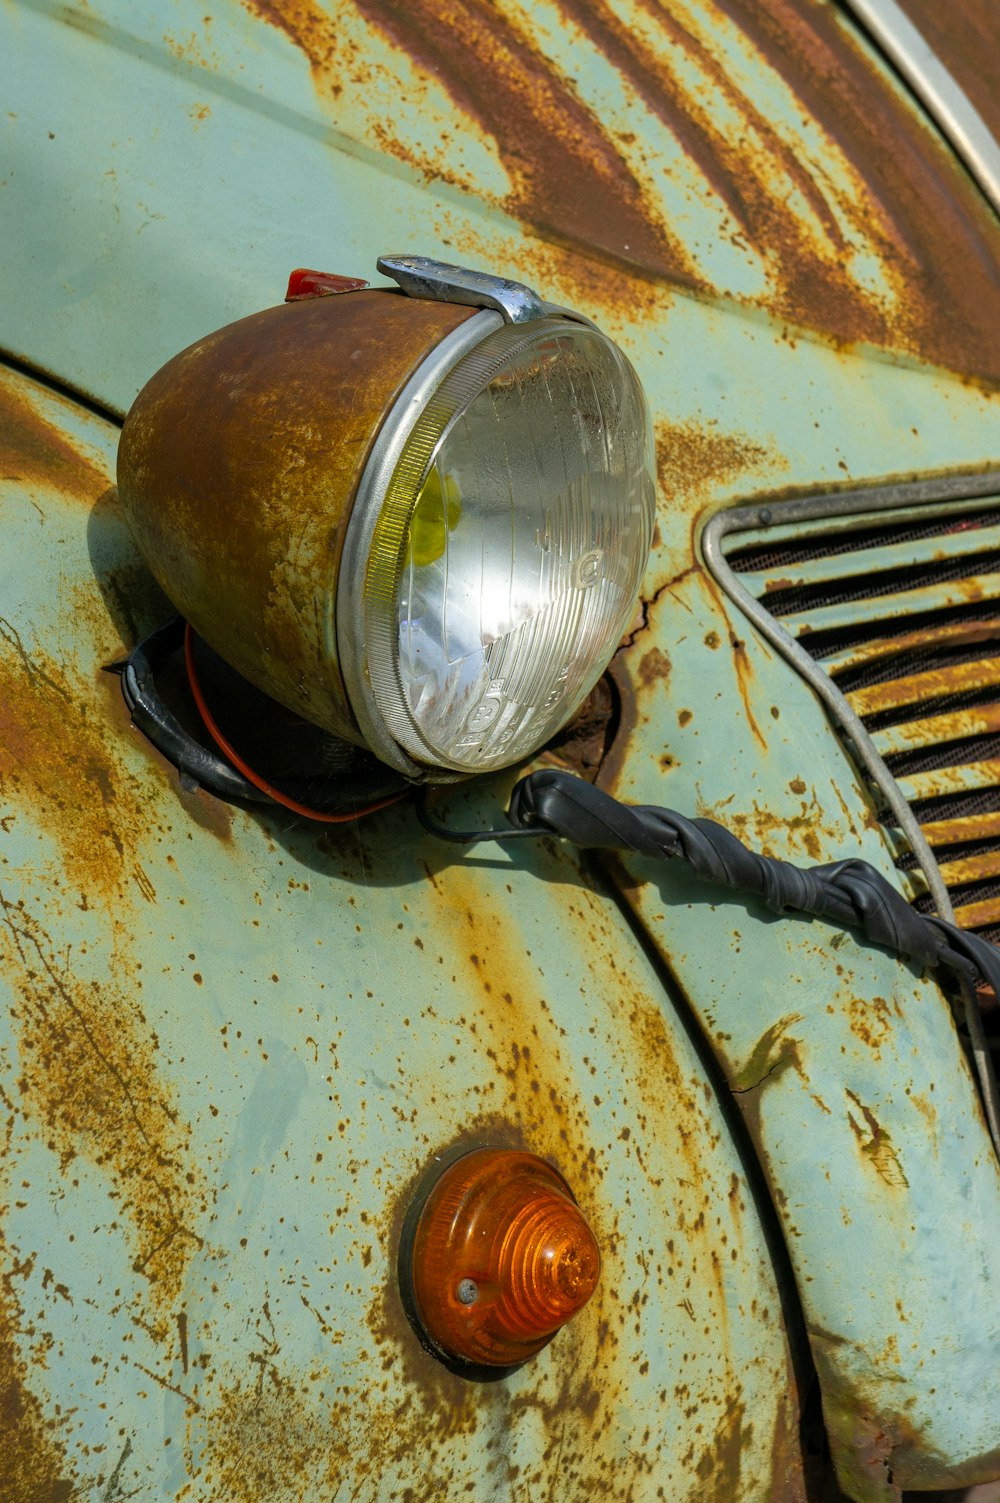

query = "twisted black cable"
[421, 769, 1000, 1157]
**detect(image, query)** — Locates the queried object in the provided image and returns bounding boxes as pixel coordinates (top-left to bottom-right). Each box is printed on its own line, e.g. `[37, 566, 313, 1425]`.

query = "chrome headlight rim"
[338, 310, 654, 782]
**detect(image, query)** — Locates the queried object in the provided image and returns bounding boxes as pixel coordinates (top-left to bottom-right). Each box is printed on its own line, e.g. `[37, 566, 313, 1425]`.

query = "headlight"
[118, 257, 655, 782]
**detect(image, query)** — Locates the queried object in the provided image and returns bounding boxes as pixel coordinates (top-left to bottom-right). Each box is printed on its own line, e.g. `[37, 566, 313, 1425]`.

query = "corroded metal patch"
[241, 0, 1000, 381]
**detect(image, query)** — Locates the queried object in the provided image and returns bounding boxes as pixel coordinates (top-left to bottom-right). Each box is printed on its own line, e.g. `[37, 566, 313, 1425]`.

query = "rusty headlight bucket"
[117, 257, 655, 781]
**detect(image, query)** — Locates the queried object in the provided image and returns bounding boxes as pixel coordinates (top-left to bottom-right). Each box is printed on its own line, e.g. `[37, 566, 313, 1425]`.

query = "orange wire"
[183, 623, 406, 823]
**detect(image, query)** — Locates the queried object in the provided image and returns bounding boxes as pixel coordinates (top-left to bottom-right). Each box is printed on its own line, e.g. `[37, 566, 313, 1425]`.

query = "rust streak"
[883, 699, 1000, 753]
[177, 1308, 190, 1375]
[826, 617, 1000, 675]
[130, 1356, 201, 1411]
[844, 1089, 908, 1189]
[712, 0, 1000, 383]
[0, 622, 159, 904]
[0, 892, 204, 1308]
[242, 0, 1000, 378]
[922, 809, 1000, 847]
[730, 1015, 804, 1094]
[245, 0, 701, 294]
[0, 1224, 76, 1503]
[952, 894, 1000, 931]
[937, 847, 1000, 887]
[0, 374, 108, 504]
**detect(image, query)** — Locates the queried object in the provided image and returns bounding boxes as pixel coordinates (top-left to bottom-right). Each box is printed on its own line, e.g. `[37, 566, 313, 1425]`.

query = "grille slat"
[739, 520, 1000, 596]
[822, 616, 1000, 675]
[896, 760, 1000, 801]
[784, 571, 1000, 636]
[727, 493, 1000, 937]
[845, 655, 1000, 716]
[870, 701, 1000, 757]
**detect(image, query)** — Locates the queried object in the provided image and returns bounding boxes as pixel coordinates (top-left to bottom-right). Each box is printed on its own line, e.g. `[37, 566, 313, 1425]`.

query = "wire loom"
[421, 768, 1000, 1158]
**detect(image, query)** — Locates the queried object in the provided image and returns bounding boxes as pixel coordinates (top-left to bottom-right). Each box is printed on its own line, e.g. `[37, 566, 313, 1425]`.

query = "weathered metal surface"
[871, 704, 1000, 758]
[825, 617, 1000, 676]
[117, 291, 475, 739]
[5, 1, 1000, 1500]
[952, 896, 1000, 931]
[845, 659, 1000, 719]
[921, 812, 1000, 848]
[0, 362, 807, 1499]
[785, 575, 1000, 639]
[840, 0, 1000, 220]
[896, 762, 1000, 802]
[602, 560, 1000, 1500]
[937, 850, 1000, 888]
[5, 0, 1000, 414]
[893, 0, 1000, 150]
[726, 494, 1000, 954]
[743, 524, 1000, 597]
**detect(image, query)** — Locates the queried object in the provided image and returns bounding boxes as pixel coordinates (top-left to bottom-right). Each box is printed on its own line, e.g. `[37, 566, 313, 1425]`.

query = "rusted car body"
[1, 1, 999, 1500]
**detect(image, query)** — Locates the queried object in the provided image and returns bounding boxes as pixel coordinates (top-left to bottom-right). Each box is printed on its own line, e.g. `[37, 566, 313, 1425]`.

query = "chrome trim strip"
[841, 0, 1000, 217]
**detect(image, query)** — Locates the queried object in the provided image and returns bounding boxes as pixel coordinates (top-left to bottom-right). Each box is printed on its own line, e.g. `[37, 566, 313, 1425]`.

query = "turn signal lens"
[408, 1148, 600, 1368]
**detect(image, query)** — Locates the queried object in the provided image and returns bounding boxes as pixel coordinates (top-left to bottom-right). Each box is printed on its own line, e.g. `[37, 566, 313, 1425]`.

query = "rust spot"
[637, 644, 670, 687]
[0, 1228, 75, 1503]
[0, 373, 107, 504]
[0, 893, 204, 1309]
[695, 790, 828, 865]
[845, 1090, 908, 1189]
[788, 779, 806, 795]
[908, 1091, 937, 1133]
[730, 1014, 804, 1095]
[656, 420, 772, 510]
[846, 995, 893, 1059]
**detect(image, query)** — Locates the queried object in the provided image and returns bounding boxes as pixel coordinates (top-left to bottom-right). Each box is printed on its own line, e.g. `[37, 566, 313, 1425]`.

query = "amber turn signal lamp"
[405, 1148, 600, 1369]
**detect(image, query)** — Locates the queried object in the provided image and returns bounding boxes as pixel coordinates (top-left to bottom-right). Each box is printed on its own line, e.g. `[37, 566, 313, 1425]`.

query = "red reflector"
[284, 268, 370, 301]
[408, 1148, 600, 1367]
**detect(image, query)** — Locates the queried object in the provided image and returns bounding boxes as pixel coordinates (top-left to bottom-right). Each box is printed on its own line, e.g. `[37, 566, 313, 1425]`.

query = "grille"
[723, 495, 1000, 947]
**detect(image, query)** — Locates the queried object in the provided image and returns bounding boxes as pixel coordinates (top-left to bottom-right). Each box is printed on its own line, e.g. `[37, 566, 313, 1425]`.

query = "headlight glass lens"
[363, 319, 655, 773]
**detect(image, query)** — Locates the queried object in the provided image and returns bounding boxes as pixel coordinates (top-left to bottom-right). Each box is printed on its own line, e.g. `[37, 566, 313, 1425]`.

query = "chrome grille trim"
[840, 0, 1000, 218]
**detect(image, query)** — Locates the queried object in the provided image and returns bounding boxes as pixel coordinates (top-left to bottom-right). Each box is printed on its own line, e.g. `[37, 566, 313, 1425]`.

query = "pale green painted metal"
[607, 559, 1000, 1496]
[0, 367, 803, 1498]
[3, 0, 1000, 1499]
